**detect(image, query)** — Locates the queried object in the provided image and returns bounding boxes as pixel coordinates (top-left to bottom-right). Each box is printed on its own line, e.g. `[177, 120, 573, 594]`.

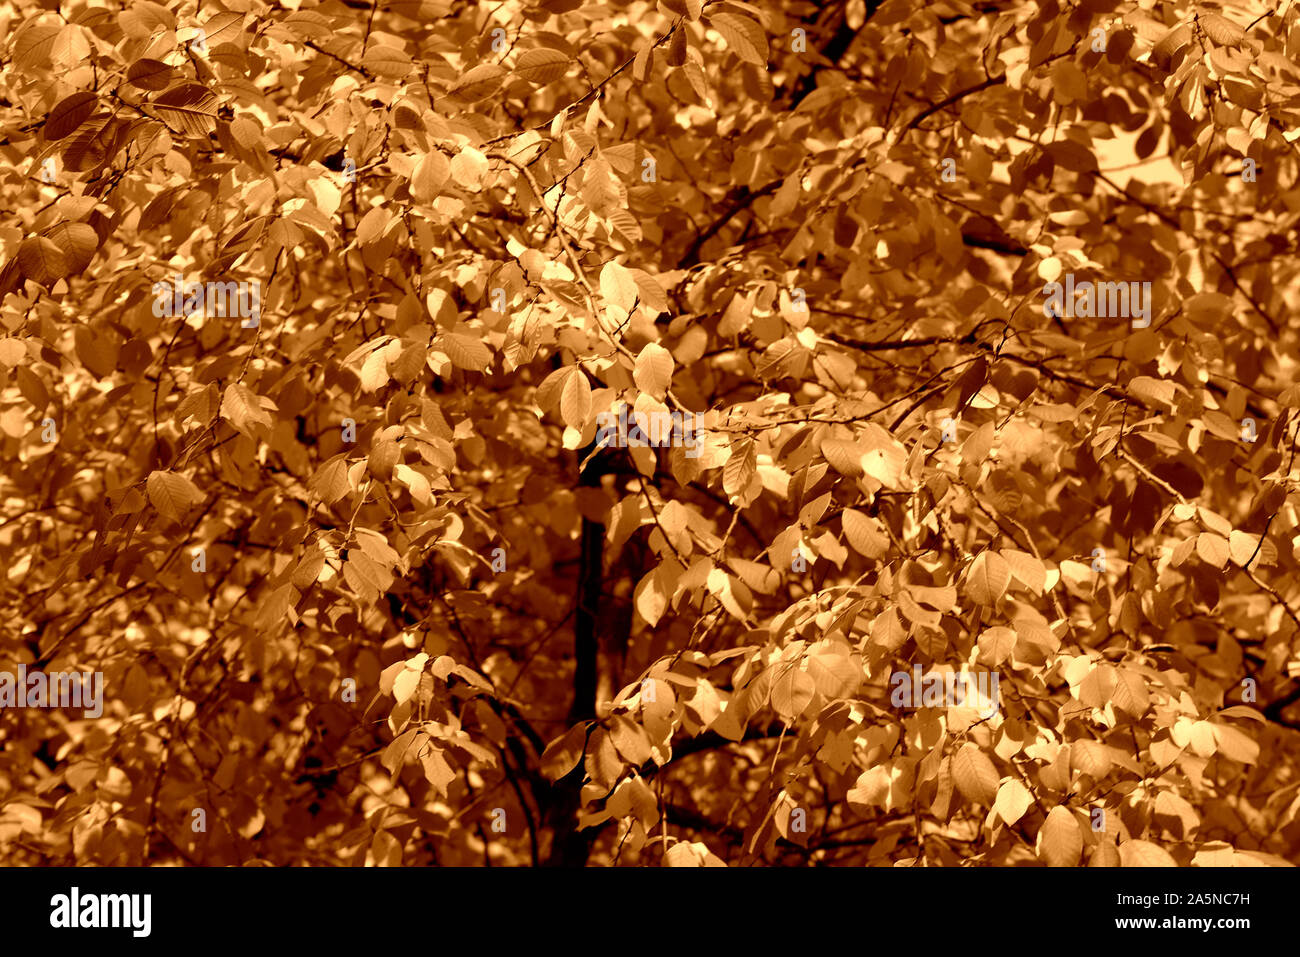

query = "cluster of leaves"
[2, 0, 1300, 866]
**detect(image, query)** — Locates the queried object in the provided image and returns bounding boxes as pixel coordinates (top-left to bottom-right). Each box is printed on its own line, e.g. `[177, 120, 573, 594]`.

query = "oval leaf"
[952, 743, 999, 805]
[44, 92, 99, 141]
[1039, 806, 1083, 866]
[965, 550, 1011, 606]
[515, 48, 570, 84]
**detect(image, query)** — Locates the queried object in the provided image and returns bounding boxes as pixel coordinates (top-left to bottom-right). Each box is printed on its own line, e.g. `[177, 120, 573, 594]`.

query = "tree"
[1, 0, 1299, 867]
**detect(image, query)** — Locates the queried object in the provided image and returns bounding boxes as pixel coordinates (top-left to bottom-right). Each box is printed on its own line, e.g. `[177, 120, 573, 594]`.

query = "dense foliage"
[2, 0, 1299, 866]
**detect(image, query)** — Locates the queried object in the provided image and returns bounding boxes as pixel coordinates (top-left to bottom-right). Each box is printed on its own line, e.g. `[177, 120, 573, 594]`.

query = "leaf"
[952, 743, 998, 805]
[152, 84, 219, 135]
[362, 45, 413, 79]
[1111, 668, 1151, 717]
[359, 348, 389, 391]
[356, 207, 392, 245]
[805, 649, 859, 699]
[1070, 739, 1113, 778]
[43, 93, 99, 141]
[1216, 705, 1265, 722]
[633, 342, 674, 398]
[770, 665, 816, 722]
[126, 58, 179, 90]
[847, 765, 891, 808]
[292, 546, 326, 589]
[394, 463, 432, 505]
[708, 12, 768, 65]
[1050, 59, 1088, 103]
[1153, 790, 1199, 837]
[994, 779, 1033, 825]
[450, 63, 506, 101]
[1077, 663, 1117, 709]
[13, 25, 60, 72]
[664, 840, 726, 866]
[1211, 723, 1259, 763]
[381, 728, 419, 779]
[40, 222, 98, 275]
[535, 366, 570, 415]
[1151, 23, 1193, 70]
[221, 215, 271, 257]
[964, 551, 1011, 606]
[559, 368, 591, 429]
[13, 368, 47, 415]
[200, 10, 245, 47]
[1038, 806, 1083, 866]
[49, 27, 89, 69]
[310, 455, 351, 504]
[859, 425, 907, 489]
[1196, 532, 1230, 568]
[343, 550, 388, 596]
[977, 627, 1016, 666]
[228, 116, 263, 150]
[17, 237, 67, 286]
[723, 437, 756, 497]
[821, 437, 864, 477]
[609, 715, 652, 766]
[451, 148, 488, 188]
[0, 339, 26, 368]
[255, 582, 294, 630]
[1199, 12, 1245, 46]
[1118, 839, 1178, 867]
[60, 115, 124, 173]
[356, 528, 401, 569]
[541, 723, 588, 781]
[146, 470, 202, 522]
[1128, 375, 1176, 407]
[393, 666, 421, 706]
[514, 48, 571, 84]
[633, 566, 671, 627]
[841, 508, 889, 559]
[436, 333, 492, 372]
[74, 327, 116, 378]
[1000, 549, 1046, 595]
[632, 270, 670, 314]
[411, 150, 450, 203]
[1228, 530, 1261, 568]
[221, 382, 274, 436]
[1045, 139, 1097, 174]
[681, 60, 709, 102]
[420, 746, 456, 797]
[138, 186, 185, 231]
[600, 260, 638, 312]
